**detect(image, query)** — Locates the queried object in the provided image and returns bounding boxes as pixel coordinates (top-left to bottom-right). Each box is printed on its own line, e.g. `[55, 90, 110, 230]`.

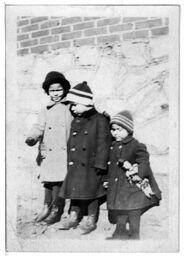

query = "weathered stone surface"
[149, 36, 169, 58]
[114, 41, 151, 66]
[73, 45, 100, 66]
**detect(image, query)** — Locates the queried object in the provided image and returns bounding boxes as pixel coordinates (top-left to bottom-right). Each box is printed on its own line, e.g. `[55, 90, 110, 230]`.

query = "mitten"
[95, 168, 106, 175]
[25, 137, 37, 146]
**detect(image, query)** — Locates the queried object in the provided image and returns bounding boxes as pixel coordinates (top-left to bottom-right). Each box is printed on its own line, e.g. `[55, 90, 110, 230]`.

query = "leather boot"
[35, 203, 51, 223]
[57, 211, 79, 230]
[80, 215, 97, 234]
[44, 205, 63, 225]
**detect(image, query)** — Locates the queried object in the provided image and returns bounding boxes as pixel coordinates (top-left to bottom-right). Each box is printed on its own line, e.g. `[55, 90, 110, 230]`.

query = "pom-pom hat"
[66, 81, 93, 106]
[110, 110, 134, 134]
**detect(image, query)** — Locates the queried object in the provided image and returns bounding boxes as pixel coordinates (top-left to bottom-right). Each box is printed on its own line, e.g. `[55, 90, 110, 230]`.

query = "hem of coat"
[107, 200, 160, 212]
[59, 193, 107, 200]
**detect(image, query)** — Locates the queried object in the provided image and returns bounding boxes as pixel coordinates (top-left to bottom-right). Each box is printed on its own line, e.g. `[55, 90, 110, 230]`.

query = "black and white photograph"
[4, 2, 180, 254]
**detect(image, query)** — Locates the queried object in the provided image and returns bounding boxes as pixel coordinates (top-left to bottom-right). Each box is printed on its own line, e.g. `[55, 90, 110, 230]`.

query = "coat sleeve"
[26, 109, 46, 143]
[94, 114, 112, 170]
[135, 142, 151, 179]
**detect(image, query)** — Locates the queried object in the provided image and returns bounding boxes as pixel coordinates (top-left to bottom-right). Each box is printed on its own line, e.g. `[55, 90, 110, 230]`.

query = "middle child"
[58, 81, 111, 234]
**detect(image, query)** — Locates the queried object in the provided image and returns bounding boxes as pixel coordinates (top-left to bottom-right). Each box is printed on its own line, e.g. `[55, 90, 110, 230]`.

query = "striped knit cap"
[66, 81, 93, 106]
[110, 110, 134, 134]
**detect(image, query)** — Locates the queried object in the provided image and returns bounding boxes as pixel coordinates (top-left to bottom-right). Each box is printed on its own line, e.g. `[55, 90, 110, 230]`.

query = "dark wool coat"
[107, 135, 162, 223]
[59, 108, 112, 200]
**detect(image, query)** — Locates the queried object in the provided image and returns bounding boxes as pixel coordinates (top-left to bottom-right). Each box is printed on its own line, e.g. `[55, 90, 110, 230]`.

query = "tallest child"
[25, 71, 71, 225]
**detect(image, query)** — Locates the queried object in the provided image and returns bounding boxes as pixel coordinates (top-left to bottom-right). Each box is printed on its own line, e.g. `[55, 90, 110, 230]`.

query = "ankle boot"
[44, 205, 63, 225]
[80, 215, 97, 234]
[57, 211, 79, 230]
[35, 203, 51, 223]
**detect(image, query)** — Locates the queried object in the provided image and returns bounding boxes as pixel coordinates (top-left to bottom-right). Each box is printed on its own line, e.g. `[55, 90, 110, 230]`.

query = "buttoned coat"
[59, 108, 112, 200]
[107, 136, 162, 221]
[27, 100, 72, 182]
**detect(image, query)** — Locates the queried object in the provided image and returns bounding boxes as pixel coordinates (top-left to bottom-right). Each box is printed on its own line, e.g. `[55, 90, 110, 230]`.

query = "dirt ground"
[13, 170, 169, 252]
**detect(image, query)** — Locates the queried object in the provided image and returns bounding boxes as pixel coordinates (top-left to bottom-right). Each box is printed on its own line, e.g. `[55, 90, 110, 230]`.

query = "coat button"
[84, 131, 88, 135]
[69, 161, 74, 166]
[70, 148, 76, 152]
[110, 146, 113, 150]
[115, 178, 118, 182]
[107, 161, 111, 165]
[119, 145, 122, 149]
[72, 132, 77, 136]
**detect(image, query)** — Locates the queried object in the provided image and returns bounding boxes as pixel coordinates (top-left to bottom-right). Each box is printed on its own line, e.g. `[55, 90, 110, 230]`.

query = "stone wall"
[15, 16, 169, 176]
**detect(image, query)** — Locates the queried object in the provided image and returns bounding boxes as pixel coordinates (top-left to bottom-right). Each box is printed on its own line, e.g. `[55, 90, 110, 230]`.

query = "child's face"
[48, 83, 64, 102]
[70, 103, 91, 115]
[111, 123, 129, 141]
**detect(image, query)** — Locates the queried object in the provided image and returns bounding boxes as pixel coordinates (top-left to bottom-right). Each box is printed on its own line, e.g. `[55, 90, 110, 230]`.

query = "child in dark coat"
[106, 110, 162, 240]
[25, 71, 71, 225]
[57, 81, 112, 234]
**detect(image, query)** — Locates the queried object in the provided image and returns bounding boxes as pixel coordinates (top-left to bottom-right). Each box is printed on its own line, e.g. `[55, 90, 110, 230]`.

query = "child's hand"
[144, 187, 155, 198]
[95, 168, 105, 175]
[140, 178, 155, 198]
[25, 137, 37, 146]
[103, 182, 109, 189]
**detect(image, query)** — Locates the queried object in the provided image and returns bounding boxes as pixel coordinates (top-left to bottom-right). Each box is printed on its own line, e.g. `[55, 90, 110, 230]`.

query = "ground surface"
[13, 171, 169, 252]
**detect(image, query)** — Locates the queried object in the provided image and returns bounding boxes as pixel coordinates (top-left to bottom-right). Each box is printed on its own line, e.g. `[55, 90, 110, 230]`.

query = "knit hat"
[110, 110, 134, 134]
[66, 81, 93, 106]
[42, 71, 71, 95]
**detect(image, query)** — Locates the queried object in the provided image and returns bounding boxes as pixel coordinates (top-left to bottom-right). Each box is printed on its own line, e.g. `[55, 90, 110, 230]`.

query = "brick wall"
[17, 16, 169, 55]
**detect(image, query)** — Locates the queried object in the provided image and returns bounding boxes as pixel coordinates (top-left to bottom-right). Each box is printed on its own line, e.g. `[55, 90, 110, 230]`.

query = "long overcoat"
[27, 100, 71, 182]
[59, 108, 112, 200]
[107, 135, 162, 222]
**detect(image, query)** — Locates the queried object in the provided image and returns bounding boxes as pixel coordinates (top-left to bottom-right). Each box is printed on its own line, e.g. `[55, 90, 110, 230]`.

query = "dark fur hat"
[42, 71, 71, 96]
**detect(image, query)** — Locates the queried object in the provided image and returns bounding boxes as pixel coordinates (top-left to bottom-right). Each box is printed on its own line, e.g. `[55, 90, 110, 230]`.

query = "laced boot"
[57, 211, 79, 230]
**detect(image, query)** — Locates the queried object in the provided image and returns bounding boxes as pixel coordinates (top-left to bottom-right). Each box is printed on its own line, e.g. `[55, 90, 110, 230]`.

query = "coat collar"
[122, 135, 134, 144]
[46, 98, 68, 109]
[112, 135, 134, 146]
[70, 107, 97, 118]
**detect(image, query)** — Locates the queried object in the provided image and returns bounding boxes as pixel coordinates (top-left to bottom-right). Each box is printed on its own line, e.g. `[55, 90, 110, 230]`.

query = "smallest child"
[106, 110, 162, 240]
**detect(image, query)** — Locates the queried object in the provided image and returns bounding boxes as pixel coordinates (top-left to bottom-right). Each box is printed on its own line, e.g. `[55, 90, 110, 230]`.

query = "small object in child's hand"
[103, 182, 109, 189]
